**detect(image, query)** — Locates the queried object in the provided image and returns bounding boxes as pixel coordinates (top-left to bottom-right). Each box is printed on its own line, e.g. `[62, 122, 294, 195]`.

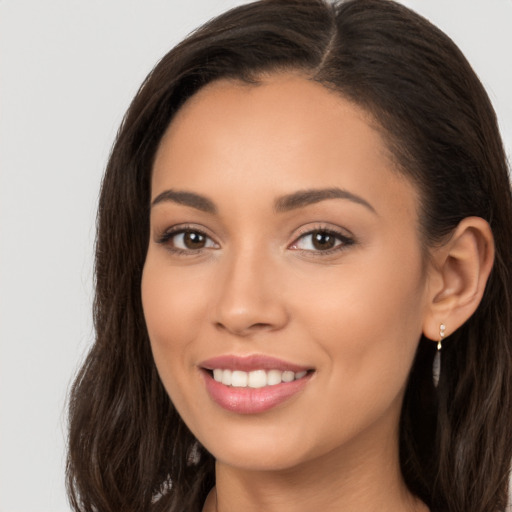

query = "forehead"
[161, 74, 388, 167]
[152, 73, 418, 221]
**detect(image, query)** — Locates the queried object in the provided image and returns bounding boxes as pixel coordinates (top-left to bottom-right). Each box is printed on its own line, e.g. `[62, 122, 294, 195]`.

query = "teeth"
[231, 370, 248, 387]
[212, 368, 309, 388]
[248, 369, 267, 388]
[267, 369, 282, 386]
[221, 369, 232, 386]
[282, 371, 295, 383]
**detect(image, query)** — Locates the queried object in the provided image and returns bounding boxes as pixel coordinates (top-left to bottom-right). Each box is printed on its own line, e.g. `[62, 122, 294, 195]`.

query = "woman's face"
[142, 74, 432, 472]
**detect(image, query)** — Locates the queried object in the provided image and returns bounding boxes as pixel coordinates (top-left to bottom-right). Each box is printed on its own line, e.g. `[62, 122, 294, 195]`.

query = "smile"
[212, 369, 308, 388]
[199, 355, 314, 414]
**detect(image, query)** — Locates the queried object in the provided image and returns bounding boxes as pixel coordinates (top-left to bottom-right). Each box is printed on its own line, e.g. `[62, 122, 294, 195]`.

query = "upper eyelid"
[292, 230, 352, 245]
[295, 229, 348, 241]
[290, 223, 354, 241]
[157, 224, 217, 241]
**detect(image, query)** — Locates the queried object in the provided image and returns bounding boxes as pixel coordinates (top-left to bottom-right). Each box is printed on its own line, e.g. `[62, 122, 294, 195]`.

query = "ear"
[422, 217, 495, 342]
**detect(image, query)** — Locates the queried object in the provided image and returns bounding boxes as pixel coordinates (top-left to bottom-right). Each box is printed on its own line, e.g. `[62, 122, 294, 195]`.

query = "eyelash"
[156, 224, 355, 256]
[289, 226, 355, 256]
[157, 225, 217, 256]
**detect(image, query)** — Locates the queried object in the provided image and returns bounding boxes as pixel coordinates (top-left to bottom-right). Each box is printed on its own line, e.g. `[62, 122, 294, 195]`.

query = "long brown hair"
[67, 1, 512, 511]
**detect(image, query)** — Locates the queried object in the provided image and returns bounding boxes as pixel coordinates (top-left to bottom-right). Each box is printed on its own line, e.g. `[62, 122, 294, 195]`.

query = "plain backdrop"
[0, 1, 511, 511]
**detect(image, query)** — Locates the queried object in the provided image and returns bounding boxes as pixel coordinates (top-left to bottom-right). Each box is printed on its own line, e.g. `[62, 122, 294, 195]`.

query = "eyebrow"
[274, 187, 377, 214]
[151, 187, 376, 215]
[151, 190, 217, 214]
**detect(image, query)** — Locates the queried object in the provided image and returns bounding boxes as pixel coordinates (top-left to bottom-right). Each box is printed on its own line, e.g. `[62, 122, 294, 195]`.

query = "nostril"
[250, 322, 273, 330]
[214, 320, 274, 335]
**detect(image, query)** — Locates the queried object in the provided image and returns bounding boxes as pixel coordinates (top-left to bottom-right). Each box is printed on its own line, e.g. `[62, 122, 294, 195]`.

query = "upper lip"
[199, 354, 312, 373]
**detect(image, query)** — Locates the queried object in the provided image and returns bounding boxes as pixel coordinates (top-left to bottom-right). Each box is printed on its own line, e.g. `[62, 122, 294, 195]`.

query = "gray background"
[1, 1, 511, 510]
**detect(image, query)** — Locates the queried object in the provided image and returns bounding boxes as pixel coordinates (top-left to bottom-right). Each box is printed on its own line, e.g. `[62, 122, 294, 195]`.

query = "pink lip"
[198, 355, 314, 415]
[199, 354, 311, 373]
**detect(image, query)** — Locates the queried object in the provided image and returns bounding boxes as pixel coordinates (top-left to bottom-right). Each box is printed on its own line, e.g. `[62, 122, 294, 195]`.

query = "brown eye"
[182, 230, 207, 249]
[159, 228, 218, 252]
[290, 228, 354, 253]
[311, 231, 337, 250]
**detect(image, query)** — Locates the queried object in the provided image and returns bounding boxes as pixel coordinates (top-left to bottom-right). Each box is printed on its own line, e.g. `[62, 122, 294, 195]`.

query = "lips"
[200, 354, 311, 373]
[199, 355, 314, 414]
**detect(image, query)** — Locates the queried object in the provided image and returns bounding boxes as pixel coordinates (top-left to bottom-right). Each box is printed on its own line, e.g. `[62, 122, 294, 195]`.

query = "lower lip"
[202, 370, 312, 414]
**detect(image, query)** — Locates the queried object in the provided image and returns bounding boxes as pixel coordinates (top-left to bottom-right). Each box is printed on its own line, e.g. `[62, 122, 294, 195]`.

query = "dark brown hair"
[67, 1, 512, 511]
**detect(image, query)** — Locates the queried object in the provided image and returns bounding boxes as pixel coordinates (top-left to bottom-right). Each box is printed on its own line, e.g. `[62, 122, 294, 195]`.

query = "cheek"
[141, 255, 208, 392]
[292, 246, 427, 411]
[141, 250, 214, 336]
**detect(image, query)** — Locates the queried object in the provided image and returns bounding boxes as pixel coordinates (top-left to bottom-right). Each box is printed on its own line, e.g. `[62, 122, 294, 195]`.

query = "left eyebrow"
[274, 187, 377, 214]
[151, 189, 217, 214]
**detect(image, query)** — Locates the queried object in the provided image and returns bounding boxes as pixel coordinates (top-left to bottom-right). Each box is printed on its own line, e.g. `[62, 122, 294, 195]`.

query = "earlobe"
[423, 217, 495, 342]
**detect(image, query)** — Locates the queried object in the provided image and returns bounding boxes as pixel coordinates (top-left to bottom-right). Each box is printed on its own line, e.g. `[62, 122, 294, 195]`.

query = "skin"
[141, 74, 492, 512]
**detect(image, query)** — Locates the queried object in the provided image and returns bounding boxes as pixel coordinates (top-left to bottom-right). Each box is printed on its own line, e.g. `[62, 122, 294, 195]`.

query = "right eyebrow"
[151, 189, 217, 214]
[274, 187, 377, 215]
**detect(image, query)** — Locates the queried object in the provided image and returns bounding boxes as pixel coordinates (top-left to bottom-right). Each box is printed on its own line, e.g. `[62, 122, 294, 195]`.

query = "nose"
[212, 247, 289, 337]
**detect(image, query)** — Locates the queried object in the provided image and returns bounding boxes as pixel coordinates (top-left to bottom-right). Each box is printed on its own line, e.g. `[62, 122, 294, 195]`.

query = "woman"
[66, 1, 512, 511]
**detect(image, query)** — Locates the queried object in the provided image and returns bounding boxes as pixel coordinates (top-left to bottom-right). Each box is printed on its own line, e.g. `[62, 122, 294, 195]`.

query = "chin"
[194, 420, 339, 473]
[212, 446, 311, 472]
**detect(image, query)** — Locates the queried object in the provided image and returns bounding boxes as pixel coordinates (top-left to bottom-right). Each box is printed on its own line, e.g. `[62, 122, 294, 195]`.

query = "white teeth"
[221, 369, 232, 386]
[248, 370, 267, 388]
[212, 368, 309, 387]
[231, 370, 248, 387]
[267, 369, 282, 386]
[282, 371, 295, 383]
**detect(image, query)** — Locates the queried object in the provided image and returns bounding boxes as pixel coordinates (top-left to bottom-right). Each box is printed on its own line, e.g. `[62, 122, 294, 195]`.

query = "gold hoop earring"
[433, 323, 445, 388]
